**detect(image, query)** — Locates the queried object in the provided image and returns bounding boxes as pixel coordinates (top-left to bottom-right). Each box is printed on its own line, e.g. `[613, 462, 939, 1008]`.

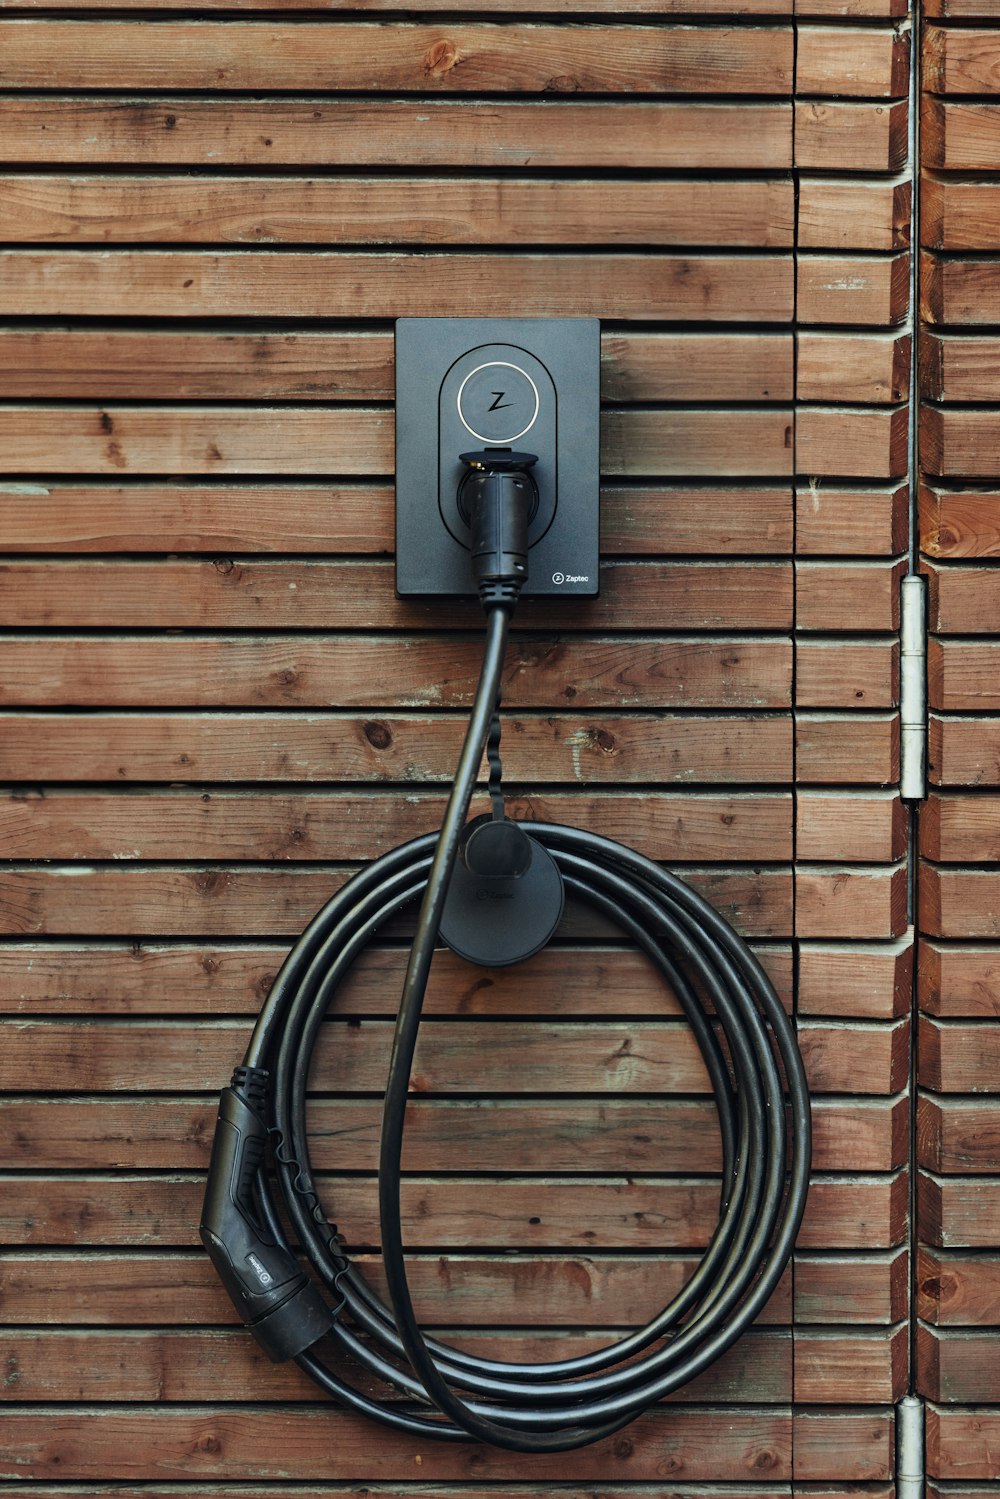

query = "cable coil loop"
[235, 606, 811, 1451]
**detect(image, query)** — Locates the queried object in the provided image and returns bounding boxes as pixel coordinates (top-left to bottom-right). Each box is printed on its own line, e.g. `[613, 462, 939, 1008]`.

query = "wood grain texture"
[926, 559, 1000, 632]
[920, 486, 1000, 558]
[924, 24, 1000, 93]
[796, 407, 910, 480]
[795, 864, 908, 938]
[795, 25, 910, 95]
[922, 251, 1000, 325]
[797, 333, 910, 404]
[920, 866, 1000, 938]
[919, 1171, 1000, 1248]
[922, 406, 1000, 480]
[795, 483, 909, 554]
[795, 712, 900, 784]
[931, 714, 1000, 796]
[919, 941, 1000, 1016]
[929, 639, 1000, 711]
[919, 1095, 1000, 1173]
[919, 1016, 1000, 1092]
[793, 638, 899, 708]
[796, 558, 906, 631]
[923, 792, 1000, 859]
[797, 253, 910, 326]
[798, 177, 910, 251]
[917, 1246, 1000, 1325]
[798, 936, 913, 1017]
[794, 99, 909, 170]
[0, 98, 795, 170]
[795, 791, 908, 861]
[922, 98, 1000, 170]
[922, 338, 1000, 404]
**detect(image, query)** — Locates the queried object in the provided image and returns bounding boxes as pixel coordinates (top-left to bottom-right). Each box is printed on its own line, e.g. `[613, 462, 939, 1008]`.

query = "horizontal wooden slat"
[917, 1245, 1000, 1325]
[797, 333, 910, 404]
[923, 791, 1000, 859]
[0, 635, 794, 710]
[795, 864, 909, 938]
[929, 638, 1000, 711]
[922, 251, 1000, 326]
[0, 22, 795, 94]
[0, 1018, 904, 1095]
[798, 936, 912, 1017]
[921, 865, 1000, 937]
[798, 177, 910, 251]
[3, 0, 792, 11]
[0, 710, 794, 785]
[797, 253, 910, 326]
[919, 1015, 1000, 1092]
[795, 1247, 908, 1324]
[794, 100, 909, 171]
[0, 98, 795, 170]
[923, 337, 1000, 404]
[795, 26, 910, 96]
[917, 1324, 1000, 1402]
[0, 1095, 905, 1172]
[0, 329, 795, 405]
[794, 638, 899, 708]
[0, 1407, 794, 1483]
[0, 866, 794, 938]
[924, 24, 1000, 94]
[0, 174, 796, 249]
[923, 407, 1000, 481]
[919, 1171, 1000, 1248]
[927, 1405, 1000, 1478]
[792, 1411, 894, 1483]
[0, 559, 793, 631]
[795, 713, 900, 784]
[795, 407, 910, 480]
[923, 177, 1000, 253]
[920, 486, 1000, 559]
[925, 559, 1000, 633]
[918, 941, 1000, 1016]
[796, 558, 906, 631]
[0, 251, 795, 323]
[0, 1171, 907, 1249]
[0, 481, 796, 556]
[0, 942, 794, 1017]
[795, 483, 909, 555]
[796, 791, 908, 862]
[922, 99, 1000, 171]
[0, 405, 795, 479]
[919, 1095, 1000, 1172]
[795, 1327, 907, 1404]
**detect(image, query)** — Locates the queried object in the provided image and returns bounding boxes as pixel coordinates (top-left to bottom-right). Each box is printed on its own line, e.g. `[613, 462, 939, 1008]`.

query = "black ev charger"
[200, 317, 812, 1452]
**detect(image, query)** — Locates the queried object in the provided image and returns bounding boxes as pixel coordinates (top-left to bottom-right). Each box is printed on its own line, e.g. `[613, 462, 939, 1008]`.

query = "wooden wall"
[919, 0, 1000, 1484]
[0, 0, 919, 1490]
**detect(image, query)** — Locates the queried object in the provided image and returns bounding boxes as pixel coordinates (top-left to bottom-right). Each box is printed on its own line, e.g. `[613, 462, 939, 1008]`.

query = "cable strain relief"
[477, 580, 521, 610]
[230, 1064, 269, 1116]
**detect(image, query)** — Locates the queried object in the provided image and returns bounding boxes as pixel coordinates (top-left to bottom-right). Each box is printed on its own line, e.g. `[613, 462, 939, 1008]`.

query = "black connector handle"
[459, 449, 537, 606]
[199, 1069, 334, 1362]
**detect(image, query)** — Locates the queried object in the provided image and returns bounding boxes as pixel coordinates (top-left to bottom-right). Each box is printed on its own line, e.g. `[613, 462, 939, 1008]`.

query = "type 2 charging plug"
[458, 449, 537, 607]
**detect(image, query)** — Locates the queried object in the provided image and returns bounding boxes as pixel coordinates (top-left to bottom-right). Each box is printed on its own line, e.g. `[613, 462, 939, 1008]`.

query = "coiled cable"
[233, 601, 812, 1452]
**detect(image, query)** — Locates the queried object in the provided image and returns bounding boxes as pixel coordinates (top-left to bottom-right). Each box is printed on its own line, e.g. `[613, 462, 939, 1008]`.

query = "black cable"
[216, 597, 812, 1452]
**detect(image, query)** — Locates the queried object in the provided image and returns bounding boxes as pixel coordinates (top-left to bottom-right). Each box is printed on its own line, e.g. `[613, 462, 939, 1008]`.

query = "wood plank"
[795, 407, 910, 480]
[0, 866, 794, 939]
[920, 486, 1000, 559]
[794, 100, 908, 171]
[0, 710, 795, 786]
[917, 1324, 1000, 1402]
[923, 337, 1000, 404]
[927, 1407, 1000, 1481]
[0, 329, 795, 404]
[0, 1017, 903, 1096]
[0, 1249, 793, 1328]
[0, 480, 795, 556]
[918, 1095, 1000, 1173]
[0, 558, 795, 630]
[924, 24, 1000, 94]
[791, 1411, 893, 1483]
[0, 1095, 905, 1173]
[0, 174, 796, 249]
[797, 253, 909, 327]
[921, 865, 1000, 938]
[0, 1407, 794, 1483]
[922, 99, 1000, 172]
[797, 936, 912, 1017]
[0, 405, 795, 479]
[0, 98, 795, 170]
[917, 1246, 1000, 1325]
[795, 1248, 908, 1323]
[926, 557, 1000, 633]
[923, 791, 1000, 860]
[920, 1171, 1000, 1248]
[797, 333, 910, 404]
[798, 177, 910, 251]
[0, 251, 795, 323]
[918, 941, 1000, 1017]
[798, 0, 906, 17]
[919, 1015, 1000, 1092]
[922, 251, 1000, 326]
[794, 1327, 907, 1403]
[796, 559, 906, 631]
[0, 634, 794, 710]
[926, 0, 1000, 15]
[5, 0, 792, 12]
[0, 941, 794, 1017]
[795, 865, 909, 938]
[0, 1171, 906, 1250]
[923, 176, 1000, 253]
[795, 483, 908, 554]
[795, 712, 900, 785]
[0, 22, 796, 94]
[795, 791, 908, 862]
[929, 639, 1000, 711]
[923, 407, 1000, 481]
[795, 26, 910, 96]
[794, 638, 899, 708]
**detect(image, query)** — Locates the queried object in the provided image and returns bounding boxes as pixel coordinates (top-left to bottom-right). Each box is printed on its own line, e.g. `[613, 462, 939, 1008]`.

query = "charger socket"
[395, 317, 600, 599]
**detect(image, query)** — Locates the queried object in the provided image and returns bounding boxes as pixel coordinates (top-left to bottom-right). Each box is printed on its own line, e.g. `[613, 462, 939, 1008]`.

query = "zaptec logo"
[552, 572, 589, 585]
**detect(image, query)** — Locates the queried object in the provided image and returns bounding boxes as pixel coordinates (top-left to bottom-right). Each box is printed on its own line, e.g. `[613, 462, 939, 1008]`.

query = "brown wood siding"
[919, 0, 1000, 1478]
[0, 0, 911, 1490]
